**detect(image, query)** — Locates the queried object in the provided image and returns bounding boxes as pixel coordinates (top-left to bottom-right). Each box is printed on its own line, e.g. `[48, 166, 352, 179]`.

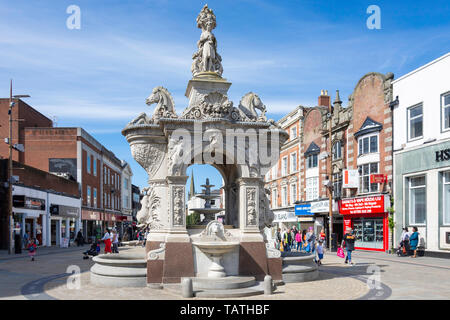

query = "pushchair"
[396, 240, 410, 257]
[83, 242, 99, 259]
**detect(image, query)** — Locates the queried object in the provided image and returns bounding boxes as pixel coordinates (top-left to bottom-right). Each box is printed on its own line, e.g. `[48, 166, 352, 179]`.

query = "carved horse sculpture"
[238, 92, 267, 121]
[145, 86, 177, 120]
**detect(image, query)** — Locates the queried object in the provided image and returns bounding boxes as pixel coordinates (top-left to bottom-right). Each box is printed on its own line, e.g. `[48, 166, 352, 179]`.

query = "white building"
[392, 52, 450, 257]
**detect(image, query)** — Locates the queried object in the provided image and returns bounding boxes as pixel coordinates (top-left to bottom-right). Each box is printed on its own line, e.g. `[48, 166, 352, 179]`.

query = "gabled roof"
[354, 117, 382, 139]
[304, 142, 320, 156]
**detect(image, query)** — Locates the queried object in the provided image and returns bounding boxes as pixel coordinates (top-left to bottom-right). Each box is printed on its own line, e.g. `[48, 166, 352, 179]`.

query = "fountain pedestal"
[192, 241, 239, 278]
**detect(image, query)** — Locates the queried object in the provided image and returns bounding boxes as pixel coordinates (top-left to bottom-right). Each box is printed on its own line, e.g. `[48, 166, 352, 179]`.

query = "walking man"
[341, 228, 356, 265]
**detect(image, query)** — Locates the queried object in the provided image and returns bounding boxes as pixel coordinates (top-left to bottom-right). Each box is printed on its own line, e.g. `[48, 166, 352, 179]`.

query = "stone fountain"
[116, 4, 320, 297]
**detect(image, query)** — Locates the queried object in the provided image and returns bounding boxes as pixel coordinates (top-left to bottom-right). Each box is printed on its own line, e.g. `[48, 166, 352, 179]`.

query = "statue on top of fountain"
[191, 4, 223, 78]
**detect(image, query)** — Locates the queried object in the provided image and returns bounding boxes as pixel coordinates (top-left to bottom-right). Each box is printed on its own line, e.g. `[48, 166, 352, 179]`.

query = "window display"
[353, 218, 384, 249]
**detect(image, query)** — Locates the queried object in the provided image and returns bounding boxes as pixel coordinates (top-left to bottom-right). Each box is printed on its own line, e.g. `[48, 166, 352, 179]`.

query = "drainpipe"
[389, 95, 399, 252]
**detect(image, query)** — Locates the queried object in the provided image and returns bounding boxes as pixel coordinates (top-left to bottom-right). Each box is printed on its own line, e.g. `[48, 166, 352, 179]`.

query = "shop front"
[81, 209, 103, 243]
[394, 140, 450, 256]
[50, 204, 80, 246]
[12, 186, 47, 247]
[339, 195, 390, 252]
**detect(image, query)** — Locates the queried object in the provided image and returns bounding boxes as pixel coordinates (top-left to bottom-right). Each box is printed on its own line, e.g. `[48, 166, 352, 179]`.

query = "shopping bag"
[305, 243, 310, 253]
[337, 247, 345, 258]
[280, 242, 284, 252]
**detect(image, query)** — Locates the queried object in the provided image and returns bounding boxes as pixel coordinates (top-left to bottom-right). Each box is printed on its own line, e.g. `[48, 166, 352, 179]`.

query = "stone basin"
[192, 241, 239, 278]
[192, 241, 239, 255]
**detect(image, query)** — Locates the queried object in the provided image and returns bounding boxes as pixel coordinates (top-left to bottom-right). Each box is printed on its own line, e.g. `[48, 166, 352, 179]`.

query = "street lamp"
[6, 79, 29, 254]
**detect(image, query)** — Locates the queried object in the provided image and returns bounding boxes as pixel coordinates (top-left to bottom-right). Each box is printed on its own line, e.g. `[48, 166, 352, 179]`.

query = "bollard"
[264, 275, 273, 295]
[181, 277, 194, 298]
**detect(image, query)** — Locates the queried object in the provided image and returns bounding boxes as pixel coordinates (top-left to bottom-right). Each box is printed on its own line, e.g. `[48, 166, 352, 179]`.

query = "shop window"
[306, 177, 319, 201]
[353, 218, 384, 249]
[408, 104, 423, 140]
[306, 154, 318, 169]
[408, 175, 426, 225]
[442, 93, 450, 131]
[358, 134, 378, 156]
[443, 172, 450, 225]
[332, 141, 342, 160]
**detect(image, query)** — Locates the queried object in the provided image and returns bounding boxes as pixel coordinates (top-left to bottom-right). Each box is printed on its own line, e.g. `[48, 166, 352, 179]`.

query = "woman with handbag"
[409, 227, 419, 258]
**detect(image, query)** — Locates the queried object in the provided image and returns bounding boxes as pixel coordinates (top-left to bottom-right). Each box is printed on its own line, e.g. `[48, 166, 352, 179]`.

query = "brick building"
[266, 73, 394, 251]
[0, 160, 80, 249]
[264, 106, 303, 237]
[23, 127, 132, 241]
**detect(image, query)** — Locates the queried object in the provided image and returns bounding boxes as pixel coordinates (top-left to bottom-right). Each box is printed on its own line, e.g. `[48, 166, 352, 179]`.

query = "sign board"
[344, 217, 352, 233]
[13, 195, 45, 210]
[343, 170, 359, 189]
[60, 237, 69, 248]
[311, 200, 330, 213]
[273, 211, 298, 222]
[295, 204, 312, 216]
[339, 195, 388, 215]
[370, 174, 386, 184]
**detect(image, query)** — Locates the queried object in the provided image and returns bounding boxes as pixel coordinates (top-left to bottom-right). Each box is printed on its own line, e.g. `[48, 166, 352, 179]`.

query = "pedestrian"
[101, 228, 112, 254]
[341, 228, 356, 265]
[275, 228, 281, 250]
[111, 229, 119, 253]
[316, 240, 324, 266]
[143, 228, 149, 248]
[409, 227, 419, 258]
[284, 228, 292, 252]
[400, 227, 410, 255]
[27, 238, 37, 261]
[76, 230, 84, 247]
[302, 230, 307, 252]
[23, 231, 30, 249]
[96, 241, 101, 255]
[319, 228, 326, 243]
[295, 231, 302, 251]
[306, 227, 316, 254]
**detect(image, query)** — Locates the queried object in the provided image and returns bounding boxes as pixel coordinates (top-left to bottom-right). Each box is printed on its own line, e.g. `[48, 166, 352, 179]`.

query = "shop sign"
[311, 200, 330, 213]
[370, 174, 386, 184]
[13, 195, 45, 210]
[339, 195, 388, 215]
[343, 170, 359, 189]
[273, 211, 297, 222]
[436, 149, 450, 162]
[344, 217, 352, 233]
[51, 205, 79, 217]
[295, 204, 312, 216]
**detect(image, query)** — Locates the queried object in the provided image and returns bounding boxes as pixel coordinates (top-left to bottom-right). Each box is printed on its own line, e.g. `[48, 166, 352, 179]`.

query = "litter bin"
[330, 233, 338, 252]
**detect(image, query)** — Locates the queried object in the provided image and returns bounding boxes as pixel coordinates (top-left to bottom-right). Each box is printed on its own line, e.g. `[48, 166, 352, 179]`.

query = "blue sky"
[1, 0, 449, 191]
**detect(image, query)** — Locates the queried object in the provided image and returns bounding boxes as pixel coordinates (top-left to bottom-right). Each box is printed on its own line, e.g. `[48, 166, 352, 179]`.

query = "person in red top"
[27, 238, 37, 261]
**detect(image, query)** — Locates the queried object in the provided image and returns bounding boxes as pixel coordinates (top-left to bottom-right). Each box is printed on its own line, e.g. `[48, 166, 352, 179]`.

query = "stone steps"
[162, 276, 269, 298]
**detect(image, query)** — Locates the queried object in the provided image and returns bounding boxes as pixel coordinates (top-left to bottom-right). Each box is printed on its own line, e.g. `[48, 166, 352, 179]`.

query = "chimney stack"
[318, 90, 330, 107]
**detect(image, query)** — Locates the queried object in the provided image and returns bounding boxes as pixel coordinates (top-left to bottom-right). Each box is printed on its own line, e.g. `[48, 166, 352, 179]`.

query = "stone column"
[165, 175, 190, 242]
[237, 177, 264, 242]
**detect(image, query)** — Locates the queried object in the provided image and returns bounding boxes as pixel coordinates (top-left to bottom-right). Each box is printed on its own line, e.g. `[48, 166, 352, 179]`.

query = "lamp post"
[7, 79, 29, 254]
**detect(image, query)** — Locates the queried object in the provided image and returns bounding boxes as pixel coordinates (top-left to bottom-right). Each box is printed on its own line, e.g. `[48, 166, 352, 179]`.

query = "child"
[316, 240, 324, 266]
[27, 239, 37, 261]
[96, 241, 101, 255]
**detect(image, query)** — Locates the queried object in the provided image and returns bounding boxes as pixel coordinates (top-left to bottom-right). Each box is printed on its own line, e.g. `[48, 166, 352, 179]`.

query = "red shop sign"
[370, 174, 386, 184]
[339, 195, 387, 215]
